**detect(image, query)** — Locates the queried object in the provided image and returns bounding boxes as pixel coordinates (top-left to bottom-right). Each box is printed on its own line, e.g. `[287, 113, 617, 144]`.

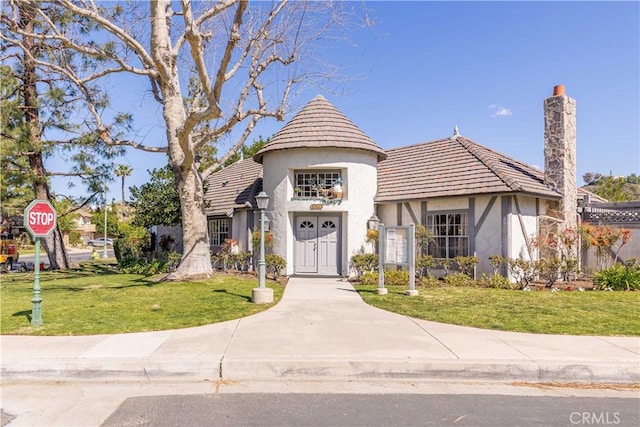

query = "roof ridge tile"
[456, 137, 523, 192]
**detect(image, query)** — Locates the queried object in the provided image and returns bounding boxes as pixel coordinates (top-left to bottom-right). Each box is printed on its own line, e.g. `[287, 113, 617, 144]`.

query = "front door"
[296, 217, 318, 273]
[295, 215, 340, 275]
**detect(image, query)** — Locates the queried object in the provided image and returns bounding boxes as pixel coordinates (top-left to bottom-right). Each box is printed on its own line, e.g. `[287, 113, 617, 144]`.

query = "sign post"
[378, 223, 417, 296]
[23, 200, 57, 326]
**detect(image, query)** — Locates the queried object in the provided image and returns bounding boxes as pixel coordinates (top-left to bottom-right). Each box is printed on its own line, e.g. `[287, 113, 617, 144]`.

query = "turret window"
[294, 170, 342, 199]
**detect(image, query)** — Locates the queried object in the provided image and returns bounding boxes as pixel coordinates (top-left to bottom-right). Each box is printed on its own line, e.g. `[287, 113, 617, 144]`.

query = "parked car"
[88, 237, 113, 247]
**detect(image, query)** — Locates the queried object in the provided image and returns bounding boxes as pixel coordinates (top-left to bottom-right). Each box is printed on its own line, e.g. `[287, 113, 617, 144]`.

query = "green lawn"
[354, 285, 640, 336]
[1, 261, 283, 336]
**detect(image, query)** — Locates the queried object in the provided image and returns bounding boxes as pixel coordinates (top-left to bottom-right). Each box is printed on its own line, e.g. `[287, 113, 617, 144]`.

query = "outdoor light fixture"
[252, 191, 273, 304]
[255, 191, 269, 210]
[367, 214, 380, 231]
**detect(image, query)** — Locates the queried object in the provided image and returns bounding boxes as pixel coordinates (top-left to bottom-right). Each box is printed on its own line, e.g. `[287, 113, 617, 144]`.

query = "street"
[2, 380, 638, 427]
[103, 393, 640, 427]
[14, 247, 114, 269]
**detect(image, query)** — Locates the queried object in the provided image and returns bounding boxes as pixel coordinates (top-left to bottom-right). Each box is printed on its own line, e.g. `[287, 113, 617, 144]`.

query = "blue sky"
[50, 1, 640, 200]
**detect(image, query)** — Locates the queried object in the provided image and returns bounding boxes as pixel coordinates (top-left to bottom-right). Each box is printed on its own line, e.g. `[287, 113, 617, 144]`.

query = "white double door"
[295, 215, 340, 275]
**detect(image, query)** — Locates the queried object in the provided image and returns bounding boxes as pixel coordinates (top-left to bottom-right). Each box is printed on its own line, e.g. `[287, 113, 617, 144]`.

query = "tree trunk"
[168, 162, 212, 280]
[151, 0, 212, 280]
[20, 2, 70, 270]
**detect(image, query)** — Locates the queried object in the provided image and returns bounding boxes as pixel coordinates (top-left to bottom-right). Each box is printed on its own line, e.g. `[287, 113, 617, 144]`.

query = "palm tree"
[114, 164, 133, 220]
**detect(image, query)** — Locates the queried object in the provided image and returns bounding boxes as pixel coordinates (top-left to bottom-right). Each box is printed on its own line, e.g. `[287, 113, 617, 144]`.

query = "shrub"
[383, 269, 410, 286]
[415, 224, 435, 253]
[489, 255, 506, 275]
[561, 257, 579, 282]
[119, 258, 168, 275]
[419, 275, 443, 288]
[506, 258, 538, 289]
[453, 256, 479, 277]
[360, 271, 378, 286]
[350, 253, 378, 279]
[537, 257, 561, 288]
[445, 272, 477, 287]
[230, 252, 251, 272]
[211, 252, 231, 271]
[265, 254, 286, 279]
[416, 255, 435, 278]
[593, 260, 640, 291]
[436, 258, 453, 275]
[479, 273, 516, 290]
[115, 231, 152, 265]
[167, 251, 181, 272]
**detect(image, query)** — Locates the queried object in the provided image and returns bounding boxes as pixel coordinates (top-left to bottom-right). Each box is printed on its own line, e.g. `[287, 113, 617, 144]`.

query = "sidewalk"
[1, 277, 638, 383]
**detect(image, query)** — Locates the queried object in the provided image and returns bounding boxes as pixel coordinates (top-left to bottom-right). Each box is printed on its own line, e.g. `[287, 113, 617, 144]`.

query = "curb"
[3, 358, 638, 384]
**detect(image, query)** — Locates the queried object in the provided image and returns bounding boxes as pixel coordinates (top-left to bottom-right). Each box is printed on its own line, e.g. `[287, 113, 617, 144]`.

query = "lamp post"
[103, 184, 108, 259]
[252, 191, 273, 304]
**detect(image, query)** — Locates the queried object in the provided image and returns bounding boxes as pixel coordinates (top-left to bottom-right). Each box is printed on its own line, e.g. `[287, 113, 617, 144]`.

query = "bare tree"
[3, 0, 351, 280]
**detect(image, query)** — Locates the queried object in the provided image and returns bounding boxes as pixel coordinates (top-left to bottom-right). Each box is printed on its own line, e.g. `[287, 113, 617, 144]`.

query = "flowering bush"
[251, 229, 274, 250]
[580, 224, 631, 269]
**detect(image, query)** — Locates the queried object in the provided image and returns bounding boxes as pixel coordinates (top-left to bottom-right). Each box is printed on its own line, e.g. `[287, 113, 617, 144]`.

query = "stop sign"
[24, 200, 57, 237]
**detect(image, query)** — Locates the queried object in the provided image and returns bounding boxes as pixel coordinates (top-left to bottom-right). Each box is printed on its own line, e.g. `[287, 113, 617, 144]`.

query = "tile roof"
[203, 158, 262, 217]
[253, 95, 387, 163]
[577, 187, 608, 203]
[376, 136, 562, 202]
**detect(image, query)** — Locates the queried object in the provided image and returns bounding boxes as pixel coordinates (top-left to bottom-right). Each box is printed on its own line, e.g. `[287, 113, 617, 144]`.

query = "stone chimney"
[538, 86, 579, 263]
[543, 85, 578, 233]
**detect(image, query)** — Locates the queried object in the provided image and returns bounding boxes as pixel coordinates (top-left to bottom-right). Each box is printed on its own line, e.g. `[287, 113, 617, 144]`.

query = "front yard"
[0, 261, 283, 336]
[2, 260, 638, 337]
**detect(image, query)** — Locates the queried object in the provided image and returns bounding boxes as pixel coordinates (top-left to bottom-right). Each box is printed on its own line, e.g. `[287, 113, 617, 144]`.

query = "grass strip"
[354, 285, 640, 336]
[1, 261, 282, 336]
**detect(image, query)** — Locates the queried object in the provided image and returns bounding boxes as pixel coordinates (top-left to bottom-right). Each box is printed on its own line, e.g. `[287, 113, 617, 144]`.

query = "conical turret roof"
[253, 95, 386, 163]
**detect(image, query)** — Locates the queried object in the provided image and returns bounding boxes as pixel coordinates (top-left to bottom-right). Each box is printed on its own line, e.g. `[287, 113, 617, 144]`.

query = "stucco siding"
[230, 210, 250, 253]
[474, 196, 502, 276]
[509, 195, 538, 261]
[377, 204, 396, 229]
[262, 147, 378, 276]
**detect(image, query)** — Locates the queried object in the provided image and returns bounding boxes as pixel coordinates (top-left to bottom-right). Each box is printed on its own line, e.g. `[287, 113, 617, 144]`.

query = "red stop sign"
[24, 200, 57, 237]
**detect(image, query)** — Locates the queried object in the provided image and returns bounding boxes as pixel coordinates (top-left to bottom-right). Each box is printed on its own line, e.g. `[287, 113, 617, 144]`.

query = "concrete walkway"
[1, 277, 638, 383]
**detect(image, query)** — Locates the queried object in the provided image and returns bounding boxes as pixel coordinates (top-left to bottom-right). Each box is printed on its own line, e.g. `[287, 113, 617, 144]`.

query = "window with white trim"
[208, 218, 229, 246]
[426, 213, 468, 258]
[294, 170, 341, 198]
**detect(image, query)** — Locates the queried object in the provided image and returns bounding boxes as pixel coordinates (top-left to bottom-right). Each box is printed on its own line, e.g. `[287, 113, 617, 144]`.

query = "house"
[67, 209, 97, 246]
[204, 86, 599, 278]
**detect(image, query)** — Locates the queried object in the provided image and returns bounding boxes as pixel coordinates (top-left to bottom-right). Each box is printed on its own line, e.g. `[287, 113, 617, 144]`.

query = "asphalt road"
[101, 393, 640, 427]
[14, 248, 114, 269]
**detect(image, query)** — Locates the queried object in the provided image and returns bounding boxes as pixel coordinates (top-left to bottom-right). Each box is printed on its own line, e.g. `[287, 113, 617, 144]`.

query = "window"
[321, 220, 336, 229]
[208, 218, 229, 246]
[426, 213, 468, 258]
[294, 170, 341, 198]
